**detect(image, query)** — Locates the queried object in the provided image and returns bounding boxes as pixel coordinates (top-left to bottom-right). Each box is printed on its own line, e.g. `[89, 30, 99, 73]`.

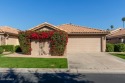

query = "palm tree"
[110, 25, 114, 30]
[122, 17, 125, 28]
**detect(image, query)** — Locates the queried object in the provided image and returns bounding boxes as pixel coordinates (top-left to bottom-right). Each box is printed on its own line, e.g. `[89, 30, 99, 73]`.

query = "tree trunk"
[123, 21, 124, 28]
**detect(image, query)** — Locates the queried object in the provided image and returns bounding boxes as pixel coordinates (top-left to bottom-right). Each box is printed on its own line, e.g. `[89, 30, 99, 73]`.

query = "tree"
[110, 25, 114, 30]
[107, 28, 110, 31]
[122, 17, 125, 28]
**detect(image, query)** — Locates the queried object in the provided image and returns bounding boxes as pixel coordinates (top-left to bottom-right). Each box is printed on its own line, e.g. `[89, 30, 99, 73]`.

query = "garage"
[67, 36, 101, 53]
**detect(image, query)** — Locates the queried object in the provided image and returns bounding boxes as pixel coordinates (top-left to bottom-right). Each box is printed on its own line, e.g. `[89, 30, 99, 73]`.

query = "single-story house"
[29, 22, 109, 56]
[106, 28, 125, 44]
[0, 26, 20, 45]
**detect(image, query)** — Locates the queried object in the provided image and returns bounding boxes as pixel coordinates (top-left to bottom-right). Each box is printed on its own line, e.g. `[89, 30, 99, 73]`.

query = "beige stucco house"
[0, 26, 20, 45]
[29, 22, 109, 56]
[106, 28, 125, 44]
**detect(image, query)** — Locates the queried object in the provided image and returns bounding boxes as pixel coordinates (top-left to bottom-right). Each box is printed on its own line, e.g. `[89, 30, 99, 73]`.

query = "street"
[0, 70, 125, 83]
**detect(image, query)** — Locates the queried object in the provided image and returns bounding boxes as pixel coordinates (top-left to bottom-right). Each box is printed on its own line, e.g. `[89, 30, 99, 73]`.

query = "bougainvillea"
[18, 30, 68, 56]
[50, 31, 68, 56]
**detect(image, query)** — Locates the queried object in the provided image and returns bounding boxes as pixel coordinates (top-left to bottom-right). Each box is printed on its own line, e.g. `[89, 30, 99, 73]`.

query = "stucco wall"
[107, 37, 125, 44]
[6, 37, 19, 45]
[35, 26, 54, 31]
[0, 35, 5, 45]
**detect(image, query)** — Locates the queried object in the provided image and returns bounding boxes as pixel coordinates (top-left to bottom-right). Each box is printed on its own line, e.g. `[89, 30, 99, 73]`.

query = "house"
[106, 28, 125, 44]
[0, 26, 20, 45]
[29, 22, 109, 56]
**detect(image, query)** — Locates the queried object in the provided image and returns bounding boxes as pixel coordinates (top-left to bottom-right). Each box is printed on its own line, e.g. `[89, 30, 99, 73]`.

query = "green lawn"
[110, 53, 125, 59]
[0, 54, 68, 68]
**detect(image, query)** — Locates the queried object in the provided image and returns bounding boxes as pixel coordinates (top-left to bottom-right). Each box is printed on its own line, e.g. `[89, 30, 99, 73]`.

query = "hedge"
[0, 47, 3, 54]
[114, 43, 125, 52]
[106, 43, 114, 52]
[0, 45, 22, 53]
[0, 45, 15, 53]
[106, 43, 125, 52]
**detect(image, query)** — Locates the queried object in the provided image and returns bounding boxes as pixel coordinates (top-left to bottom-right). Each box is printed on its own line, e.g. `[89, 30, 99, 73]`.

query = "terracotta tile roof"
[0, 26, 19, 34]
[29, 22, 109, 34]
[107, 28, 125, 38]
[110, 28, 122, 34]
[57, 24, 108, 34]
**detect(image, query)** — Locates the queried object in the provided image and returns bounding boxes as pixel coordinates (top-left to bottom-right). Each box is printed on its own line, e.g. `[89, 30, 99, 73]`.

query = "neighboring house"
[106, 28, 125, 44]
[29, 22, 109, 55]
[0, 26, 20, 45]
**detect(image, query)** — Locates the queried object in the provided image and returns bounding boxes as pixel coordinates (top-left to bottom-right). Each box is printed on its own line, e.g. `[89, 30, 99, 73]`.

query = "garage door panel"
[67, 36, 101, 53]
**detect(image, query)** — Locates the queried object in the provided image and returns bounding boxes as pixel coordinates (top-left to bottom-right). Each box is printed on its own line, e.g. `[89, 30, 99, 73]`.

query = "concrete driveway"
[67, 52, 125, 72]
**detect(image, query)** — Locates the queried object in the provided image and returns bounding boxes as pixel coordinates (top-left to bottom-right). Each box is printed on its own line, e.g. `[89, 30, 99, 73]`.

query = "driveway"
[67, 52, 125, 72]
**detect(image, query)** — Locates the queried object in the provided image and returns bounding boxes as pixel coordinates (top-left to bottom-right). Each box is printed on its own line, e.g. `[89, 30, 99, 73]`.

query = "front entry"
[31, 40, 50, 56]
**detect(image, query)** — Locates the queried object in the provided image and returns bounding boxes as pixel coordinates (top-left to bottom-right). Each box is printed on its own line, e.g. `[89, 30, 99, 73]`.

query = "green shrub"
[114, 43, 125, 52]
[0, 47, 3, 54]
[106, 43, 114, 52]
[0, 45, 15, 53]
[50, 31, 68, 56]
[15, 45, 22, 52]
[18, 32, 31, 54]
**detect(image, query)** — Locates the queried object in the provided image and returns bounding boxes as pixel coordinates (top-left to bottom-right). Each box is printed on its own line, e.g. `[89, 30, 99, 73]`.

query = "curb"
[0, 68, 70, 73]
[0, 68, 125, 74]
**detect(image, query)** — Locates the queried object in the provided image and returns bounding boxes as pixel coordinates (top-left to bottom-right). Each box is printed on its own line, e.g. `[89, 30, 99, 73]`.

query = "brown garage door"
[67, 36, 101, 53]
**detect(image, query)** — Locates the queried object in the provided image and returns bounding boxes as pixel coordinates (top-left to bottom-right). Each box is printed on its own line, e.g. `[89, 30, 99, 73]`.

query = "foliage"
[114, 43, 125, 52]
[106, 43, 125, 52]
[15, 45, 22, 52]
[18, 31, 68, 56]
[122, 17, 125, 21]
[0, 45, 15, 53]
[18, 32, 31, 54]
[110, 25, 114, 30]
[106, 43, 114, 52]
[106, 28, 110, 31]
[122, 17, 125, 28]
[0, 47, 3, 54]
[30, 31, 54, 39]
[50, 31, 68, 56]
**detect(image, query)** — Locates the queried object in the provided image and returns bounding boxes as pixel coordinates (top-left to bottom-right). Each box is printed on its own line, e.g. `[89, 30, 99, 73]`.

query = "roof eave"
[68, 32, 109, 35]
[29, 22, 61, 31]
[5, 32, 18, 36]
[0, 33, 4, 35]
[107, 34, 125, 38]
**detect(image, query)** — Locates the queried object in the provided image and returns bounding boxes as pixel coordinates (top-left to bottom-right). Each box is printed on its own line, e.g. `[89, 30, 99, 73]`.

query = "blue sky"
[0, 0, 124, 30]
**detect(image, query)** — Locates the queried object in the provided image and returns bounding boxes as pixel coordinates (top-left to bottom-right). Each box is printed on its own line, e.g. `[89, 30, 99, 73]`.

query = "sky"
[0, 0, 125, 30]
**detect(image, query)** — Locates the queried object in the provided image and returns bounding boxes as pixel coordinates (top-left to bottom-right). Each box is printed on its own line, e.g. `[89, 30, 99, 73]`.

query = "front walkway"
[67, 52, 125, 73]
[4, 53, 66, 58]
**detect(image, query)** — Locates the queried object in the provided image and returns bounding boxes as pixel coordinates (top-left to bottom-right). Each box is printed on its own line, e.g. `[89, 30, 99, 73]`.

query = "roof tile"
[29, 22, 109, 34]
[57, 24, 107, 34]
[0, 26, 19, 34]
[107, 28, 125, 38]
